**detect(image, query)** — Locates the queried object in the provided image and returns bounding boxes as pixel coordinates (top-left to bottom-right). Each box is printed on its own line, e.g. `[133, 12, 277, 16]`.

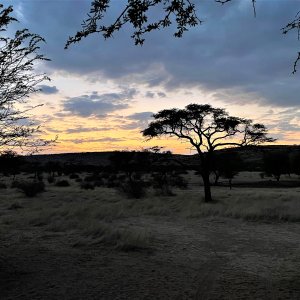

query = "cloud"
[145, 91, 155, 98]
[63, 137, 125, 144]
[157, 92, 167, 98]
[38, 85, 59, 94]
[63, 89, 136, 117]
[119, 111, 154, 130]
[145, 91, 167, 98]
[9, 0, 300, 107]
[127, 112, 154, 121]
[66, 126, 112, 133]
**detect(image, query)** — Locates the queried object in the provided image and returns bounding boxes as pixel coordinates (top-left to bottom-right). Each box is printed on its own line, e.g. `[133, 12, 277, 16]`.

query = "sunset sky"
[4, 0, 300, 154]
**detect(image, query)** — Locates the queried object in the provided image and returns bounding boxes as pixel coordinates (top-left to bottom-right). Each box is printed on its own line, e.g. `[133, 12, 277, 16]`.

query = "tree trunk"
[202, 172, 212, 202]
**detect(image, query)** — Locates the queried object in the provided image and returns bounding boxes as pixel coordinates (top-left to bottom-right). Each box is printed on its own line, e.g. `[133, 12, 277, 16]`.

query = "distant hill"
[23, 145, 300, 171]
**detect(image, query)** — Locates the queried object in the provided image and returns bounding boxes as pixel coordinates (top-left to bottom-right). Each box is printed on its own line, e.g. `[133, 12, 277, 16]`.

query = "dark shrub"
[170, 174, 188, 189]
[84, 174, 102, 182]
[18, 181, 45, 197]
[94, 179, 104, 187]
[0, 182, 7, 189]
[120, 180, 146, 199]
[69, 173, 79, 179]
[11, 180, 22, 189]
[80, 182, 95, 190]
[151, 173, 175, 196]
[106, 178, 120, 188]
[8, 202, 23, 210]
[55, 180, 70, 187]
[101, 172, 111, 179]
[117, 174, 127, 182]
[75, 178, 83, 183]
[47, 176, 55, 184]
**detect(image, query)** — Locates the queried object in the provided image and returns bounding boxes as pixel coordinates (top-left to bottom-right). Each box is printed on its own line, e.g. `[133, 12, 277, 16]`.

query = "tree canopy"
[142, 104, 274, 154]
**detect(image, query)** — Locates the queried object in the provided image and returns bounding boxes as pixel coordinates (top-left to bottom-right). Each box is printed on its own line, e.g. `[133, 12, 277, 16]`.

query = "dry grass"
[0, 172, 300, 252]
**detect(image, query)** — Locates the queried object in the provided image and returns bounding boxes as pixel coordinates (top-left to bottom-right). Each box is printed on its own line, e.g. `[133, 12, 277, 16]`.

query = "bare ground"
[1, 215, 300, 299]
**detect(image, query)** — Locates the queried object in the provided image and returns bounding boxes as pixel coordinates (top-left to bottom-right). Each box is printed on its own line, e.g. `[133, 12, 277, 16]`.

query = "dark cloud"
[145, 91, 167, 98]
[120, 111, 154, 130]
[157, 92, 167, 98]
[38, 85, 59, 94]
[127, 112, 154, 121]
[7, 0, 300, 107]
[145, 91, 155, 98]
[63, 89, 136, 117]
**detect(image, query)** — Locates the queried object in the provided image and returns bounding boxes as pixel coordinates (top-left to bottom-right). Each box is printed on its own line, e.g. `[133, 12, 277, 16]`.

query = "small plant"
[55, 180, 70, 187]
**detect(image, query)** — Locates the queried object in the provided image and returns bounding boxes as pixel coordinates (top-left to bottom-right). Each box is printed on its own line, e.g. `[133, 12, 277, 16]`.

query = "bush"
[18, 181, 45, 197]
[75, 178, 83, 183]
[80, 182, 95, 190]
[69, 173, 80, 179]
[47, 176, 55, 184]
[94, 179, 104, 187]
[55, 180, 70, 187]
[151, 173, 175, 196]
[170, 174, 188, 189]
[120, 180, 146, 199]
[84, 174, 102, 182]
[106, 178, 120, 188]
[0, 182, 7, 189]
[11, 180, 22, 189]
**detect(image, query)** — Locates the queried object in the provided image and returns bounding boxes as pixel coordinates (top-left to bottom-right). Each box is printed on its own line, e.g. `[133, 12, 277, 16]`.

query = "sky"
[3, 0, 300, 154]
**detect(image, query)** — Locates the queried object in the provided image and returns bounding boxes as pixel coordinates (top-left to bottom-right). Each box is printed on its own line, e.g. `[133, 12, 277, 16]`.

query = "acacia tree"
[0, 4, 51, 153]
[142, 104, 274, 202]
[66, 0, 299, 70]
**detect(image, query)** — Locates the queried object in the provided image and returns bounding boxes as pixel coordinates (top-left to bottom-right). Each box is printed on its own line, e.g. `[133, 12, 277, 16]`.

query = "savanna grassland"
[1, 171, 300, 299]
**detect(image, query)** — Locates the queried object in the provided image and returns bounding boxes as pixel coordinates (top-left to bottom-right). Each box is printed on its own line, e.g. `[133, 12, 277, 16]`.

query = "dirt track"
[1, 216, 300, 299]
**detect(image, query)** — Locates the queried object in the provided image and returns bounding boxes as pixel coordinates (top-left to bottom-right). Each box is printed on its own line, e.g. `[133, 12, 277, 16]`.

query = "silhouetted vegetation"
[0, 4, 52, 152]
[15, 180, 45, 197]
[213, 152, 243, 189]
[55, 180, 70, 187]
[143, 104, 274, 202]
[263, 151, 290, 181]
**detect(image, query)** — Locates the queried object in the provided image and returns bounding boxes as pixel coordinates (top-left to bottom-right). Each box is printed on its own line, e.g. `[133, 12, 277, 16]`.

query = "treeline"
[0, 149, 300, 198]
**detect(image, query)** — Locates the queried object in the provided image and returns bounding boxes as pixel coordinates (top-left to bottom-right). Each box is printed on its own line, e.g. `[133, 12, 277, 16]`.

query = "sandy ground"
[1, 215, 300, 299]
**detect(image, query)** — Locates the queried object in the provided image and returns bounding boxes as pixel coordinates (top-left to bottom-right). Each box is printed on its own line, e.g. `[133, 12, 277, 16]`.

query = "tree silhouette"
[142, 104, 274, 202]
[263, 151, 290, 181]
[215, 151, 242, 189]
[0, 4, 52, 152]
